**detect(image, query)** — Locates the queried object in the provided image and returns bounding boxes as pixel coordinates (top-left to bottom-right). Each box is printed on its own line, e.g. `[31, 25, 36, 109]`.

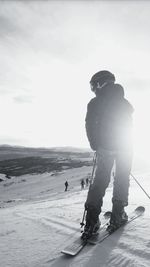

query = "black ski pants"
[85, 148, 132, 215]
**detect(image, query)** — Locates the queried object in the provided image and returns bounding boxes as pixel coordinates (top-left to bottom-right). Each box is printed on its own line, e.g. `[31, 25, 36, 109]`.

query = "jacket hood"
[96, 83, 134, 114]
[97, 83, 124, 98]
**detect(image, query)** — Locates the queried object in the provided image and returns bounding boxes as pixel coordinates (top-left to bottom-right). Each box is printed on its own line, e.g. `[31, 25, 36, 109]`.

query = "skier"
[82, 70, 134, 237]
[86, 177, 89, 187]
[81, 179, 85, 189]
[64, 180, 69, 192]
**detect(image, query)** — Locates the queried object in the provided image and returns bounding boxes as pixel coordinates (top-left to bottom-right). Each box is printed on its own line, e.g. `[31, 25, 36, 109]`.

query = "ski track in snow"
[0, 166, 150, 267]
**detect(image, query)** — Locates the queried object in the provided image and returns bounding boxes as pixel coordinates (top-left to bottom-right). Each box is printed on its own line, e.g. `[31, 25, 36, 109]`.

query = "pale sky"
[0, 0, 150, 160]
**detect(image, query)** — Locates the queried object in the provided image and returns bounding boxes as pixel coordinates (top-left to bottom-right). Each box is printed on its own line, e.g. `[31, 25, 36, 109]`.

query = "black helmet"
[90, 70, 115, 86]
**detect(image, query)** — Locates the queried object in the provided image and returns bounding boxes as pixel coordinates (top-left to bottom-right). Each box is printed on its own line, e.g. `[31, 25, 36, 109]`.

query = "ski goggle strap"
[90, 81, 108, 92]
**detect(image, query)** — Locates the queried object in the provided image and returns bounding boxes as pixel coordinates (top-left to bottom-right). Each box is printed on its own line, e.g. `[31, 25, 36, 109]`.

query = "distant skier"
[64, 180, 69, 192]
[82, 70, 134, 237]
[86, 177, 89, 187]
[81, 179, 85, 189]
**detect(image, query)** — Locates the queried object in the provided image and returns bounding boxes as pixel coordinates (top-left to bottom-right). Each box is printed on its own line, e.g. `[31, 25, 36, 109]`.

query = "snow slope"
[0, 165, 150, 267]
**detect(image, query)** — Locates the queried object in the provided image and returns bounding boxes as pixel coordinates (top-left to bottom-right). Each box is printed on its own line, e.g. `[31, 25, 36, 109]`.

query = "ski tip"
[104, 211, 112, 218]
[135, 206, 145, 213]
[61, 250, 76, 256]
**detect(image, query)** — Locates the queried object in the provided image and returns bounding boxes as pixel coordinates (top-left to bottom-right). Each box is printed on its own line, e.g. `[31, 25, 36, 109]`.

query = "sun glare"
[131, 91, 150, 163]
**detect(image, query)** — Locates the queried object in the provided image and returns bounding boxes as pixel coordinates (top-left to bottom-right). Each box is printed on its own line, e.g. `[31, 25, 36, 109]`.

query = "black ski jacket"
[85, 83, 134, 152]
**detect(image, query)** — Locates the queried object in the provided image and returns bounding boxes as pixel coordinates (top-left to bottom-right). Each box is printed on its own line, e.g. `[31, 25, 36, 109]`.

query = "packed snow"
[0, 163, 150, 267]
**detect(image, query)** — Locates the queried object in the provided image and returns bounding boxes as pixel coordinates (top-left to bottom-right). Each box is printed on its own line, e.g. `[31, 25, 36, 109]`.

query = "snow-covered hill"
[0, 164, 150, 267]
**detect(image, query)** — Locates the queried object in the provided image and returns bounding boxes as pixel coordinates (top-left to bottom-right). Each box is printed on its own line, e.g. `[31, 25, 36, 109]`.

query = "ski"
[61, 211, 111, 256]
[61, 206, 145, 256]
[87, 206, 145, 245]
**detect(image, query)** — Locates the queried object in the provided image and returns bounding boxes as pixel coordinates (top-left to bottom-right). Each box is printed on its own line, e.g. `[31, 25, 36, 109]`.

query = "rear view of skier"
[83, 70, 134, 237]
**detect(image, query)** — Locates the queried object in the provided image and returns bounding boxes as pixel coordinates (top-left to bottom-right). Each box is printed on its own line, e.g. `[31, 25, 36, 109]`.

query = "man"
[64, 180, 69, 192]
[83, 70, 134, 237]
[81, 179, 85, 189]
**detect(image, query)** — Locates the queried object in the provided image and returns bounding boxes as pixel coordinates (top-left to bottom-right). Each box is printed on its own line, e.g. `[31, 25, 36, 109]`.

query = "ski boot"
[81, 205, 100, 240]
[107, 200, 128, 233]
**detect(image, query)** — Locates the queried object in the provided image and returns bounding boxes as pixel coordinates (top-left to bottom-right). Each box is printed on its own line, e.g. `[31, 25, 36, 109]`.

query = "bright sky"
[0, 0, 150, 160]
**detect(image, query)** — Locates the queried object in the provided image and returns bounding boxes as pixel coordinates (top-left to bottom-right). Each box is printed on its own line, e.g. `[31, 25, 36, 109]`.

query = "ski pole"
[130, 173, 150, 200]
[80, 152, 97, 230]
[80, 209, 86, 228]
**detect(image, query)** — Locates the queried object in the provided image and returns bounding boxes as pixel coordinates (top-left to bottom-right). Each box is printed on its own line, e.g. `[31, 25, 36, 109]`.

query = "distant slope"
[0, 145, 93, 177]
[0, 145, 92, 161]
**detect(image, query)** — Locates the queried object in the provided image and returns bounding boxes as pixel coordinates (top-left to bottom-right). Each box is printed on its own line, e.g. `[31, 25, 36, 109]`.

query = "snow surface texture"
[0, 166, 150, 267]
